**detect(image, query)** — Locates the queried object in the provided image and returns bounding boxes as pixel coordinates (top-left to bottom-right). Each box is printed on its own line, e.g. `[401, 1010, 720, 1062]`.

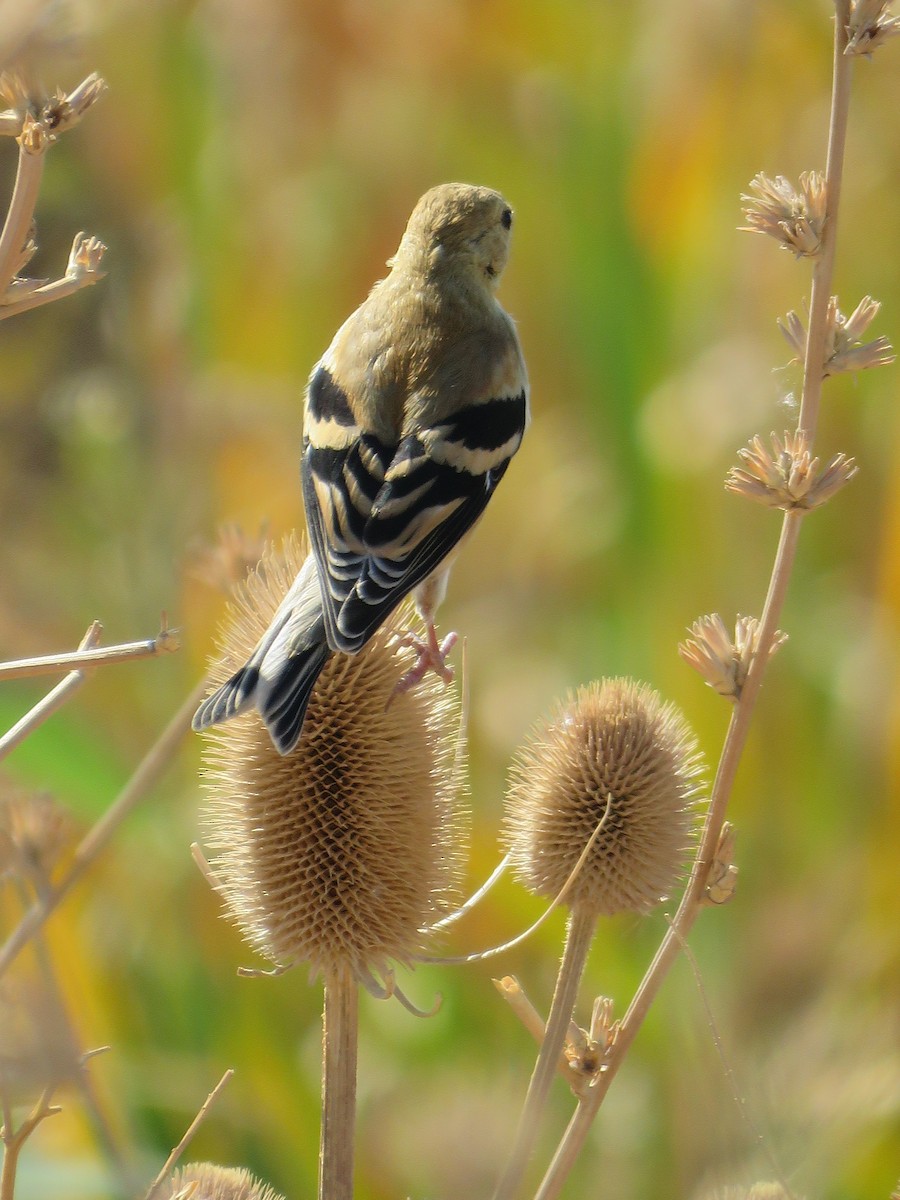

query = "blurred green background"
[1, 0, 898, 1197]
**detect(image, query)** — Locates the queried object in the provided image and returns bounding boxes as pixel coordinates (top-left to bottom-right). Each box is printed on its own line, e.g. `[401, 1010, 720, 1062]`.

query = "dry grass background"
[1, 1, 899, 1197]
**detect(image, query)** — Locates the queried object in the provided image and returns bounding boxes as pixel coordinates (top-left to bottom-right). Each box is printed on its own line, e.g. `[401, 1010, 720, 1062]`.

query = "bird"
[193, 182, 529, 755]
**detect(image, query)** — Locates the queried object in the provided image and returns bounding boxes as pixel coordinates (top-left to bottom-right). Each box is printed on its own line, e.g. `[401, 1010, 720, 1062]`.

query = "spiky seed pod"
[159, 1163, 285, 1200]
[199, 535, 465, 983]
[503, 678, 704, 917]
[697, 1186, 802, 1200]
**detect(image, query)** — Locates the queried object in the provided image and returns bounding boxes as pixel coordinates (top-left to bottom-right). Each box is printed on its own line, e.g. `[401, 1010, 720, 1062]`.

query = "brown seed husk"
[503, 678, 703, 917]
[199, 534, 465, 982]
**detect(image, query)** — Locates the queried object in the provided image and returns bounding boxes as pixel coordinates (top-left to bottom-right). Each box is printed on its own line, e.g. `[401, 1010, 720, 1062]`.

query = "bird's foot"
[390, 623, 458, 702]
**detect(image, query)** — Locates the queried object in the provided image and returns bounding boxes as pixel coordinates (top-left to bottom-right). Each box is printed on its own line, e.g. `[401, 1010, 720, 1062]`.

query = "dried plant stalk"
[0, 73, 107, 314]
[0, 619, 179, 681]
[319, 972, 358, 1200]
[0, 681, 207, 981]
[532, 4, 874, 1195]
[1, 1082, 61, 1200]
[144, 1071, 235, 1200]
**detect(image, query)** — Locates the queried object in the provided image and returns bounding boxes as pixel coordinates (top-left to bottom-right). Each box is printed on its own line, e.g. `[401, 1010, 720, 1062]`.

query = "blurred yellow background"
[1, 1, 898, 1197]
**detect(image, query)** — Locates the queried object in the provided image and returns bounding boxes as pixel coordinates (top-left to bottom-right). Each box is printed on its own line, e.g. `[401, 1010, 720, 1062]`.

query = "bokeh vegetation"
[1, 1, 898, 1197]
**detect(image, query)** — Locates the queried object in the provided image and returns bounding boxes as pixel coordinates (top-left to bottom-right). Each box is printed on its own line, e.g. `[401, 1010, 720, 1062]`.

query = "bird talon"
[388, 627, 458, 706]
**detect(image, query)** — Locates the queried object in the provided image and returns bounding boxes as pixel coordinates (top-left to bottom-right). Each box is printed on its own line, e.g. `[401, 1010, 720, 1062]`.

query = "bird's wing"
[303, 367, 527, 655]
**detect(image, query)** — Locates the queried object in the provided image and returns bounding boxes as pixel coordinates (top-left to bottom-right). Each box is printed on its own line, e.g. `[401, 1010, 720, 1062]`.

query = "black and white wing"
[302, 364, 528, 656]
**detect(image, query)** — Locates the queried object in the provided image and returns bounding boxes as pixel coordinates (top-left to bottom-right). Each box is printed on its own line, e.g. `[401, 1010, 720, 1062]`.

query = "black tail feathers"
[259, 641, 331, 754]
[192, 664, 260, 731]
[192, 643, 331, 756]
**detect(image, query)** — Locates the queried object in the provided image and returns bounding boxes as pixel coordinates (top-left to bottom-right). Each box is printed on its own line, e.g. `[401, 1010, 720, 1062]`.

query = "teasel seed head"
[188, 522, 270, 594]
[503, 679, 704, 917]
[159, 1163, 285, 1200]
[697, 1186, 802, 1200]
[199, 535, 465, 985]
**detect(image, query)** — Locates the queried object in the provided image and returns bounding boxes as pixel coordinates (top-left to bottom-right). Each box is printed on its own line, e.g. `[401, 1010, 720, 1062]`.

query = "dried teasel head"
[159, 1163, 285, 1200]
[199, 535, 465, 986]
[502, 679, 704, 917]
[188, 523, 270, 594]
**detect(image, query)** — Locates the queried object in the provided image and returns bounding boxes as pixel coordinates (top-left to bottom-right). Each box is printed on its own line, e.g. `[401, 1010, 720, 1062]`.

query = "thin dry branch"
[0, 621, 102, 760]
[0, 1083, 62, 1200]
[0, 229, 106, 319]
[0, 117, 45, 293]
[0, 616, 179, 681]
[0, 72, 106, 310]
[0, 679, 208, 981]
[143, 1069, 235, 1200]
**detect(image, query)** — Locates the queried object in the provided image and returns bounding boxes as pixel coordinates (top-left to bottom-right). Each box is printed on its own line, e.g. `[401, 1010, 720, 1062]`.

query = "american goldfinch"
[193, 182, 529, 754]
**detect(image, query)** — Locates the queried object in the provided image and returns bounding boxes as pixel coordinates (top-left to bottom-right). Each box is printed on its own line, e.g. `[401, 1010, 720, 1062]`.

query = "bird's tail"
[192, 556, 331, 756]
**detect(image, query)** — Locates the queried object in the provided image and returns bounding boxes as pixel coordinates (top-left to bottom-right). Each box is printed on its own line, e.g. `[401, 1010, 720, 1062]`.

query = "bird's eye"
[501, 207, 513, 230]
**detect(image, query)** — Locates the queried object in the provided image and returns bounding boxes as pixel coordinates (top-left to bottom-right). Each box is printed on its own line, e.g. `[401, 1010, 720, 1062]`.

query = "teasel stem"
[532, 523, 799, 1199]
[533, 6, 854, 1197]
[319, 969, 359, 1200]
[493, 906, 596, 1200]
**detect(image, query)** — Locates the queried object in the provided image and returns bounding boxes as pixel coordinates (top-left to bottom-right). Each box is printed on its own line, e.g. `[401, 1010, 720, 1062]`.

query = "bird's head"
[393, 182, 514, 289]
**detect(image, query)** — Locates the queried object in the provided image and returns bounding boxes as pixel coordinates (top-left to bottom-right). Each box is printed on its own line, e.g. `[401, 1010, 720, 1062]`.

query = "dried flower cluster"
[199, 536, 465, 983]
[779, 295, 895, 377]
[0, 70, 107, 321]
[0, 782, 74, 882]
[845, 0, 900, 56]
[159, 1163, 285, 1200]
[564, 994, 618, 1092]
[740, 172, 827, 258]
[725, 430, 857, 511]
[679, 614, 787, 701]
[0, 71, 107, 143]
[503, 679, 703, 916]
[702, 821, 739, 906]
